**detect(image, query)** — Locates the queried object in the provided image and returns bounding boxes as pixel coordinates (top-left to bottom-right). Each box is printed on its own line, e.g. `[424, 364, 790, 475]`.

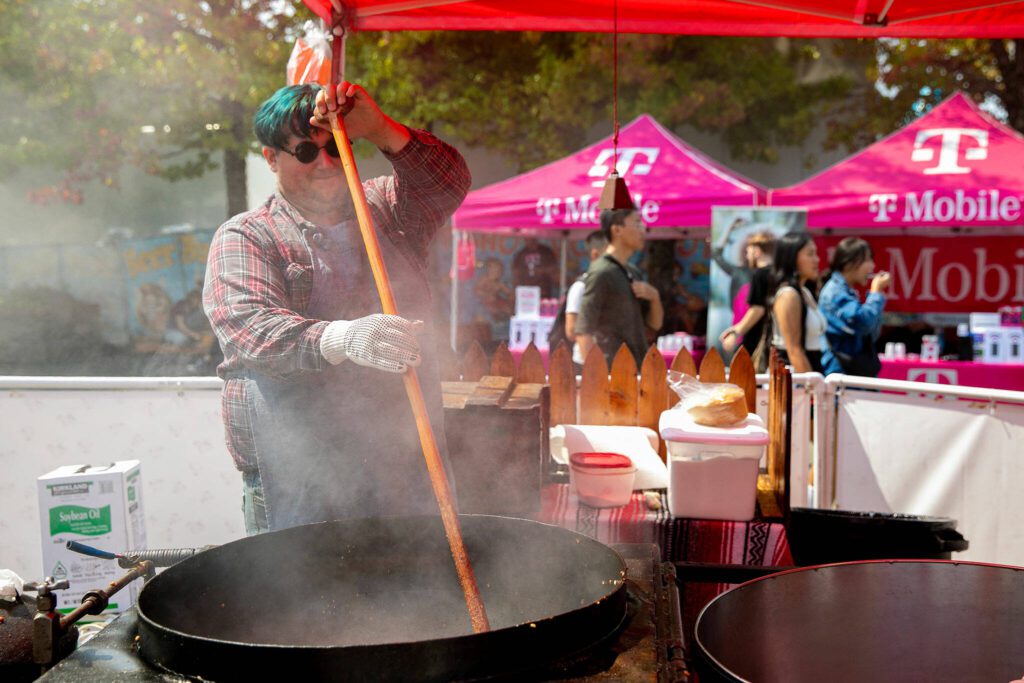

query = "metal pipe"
[118, 546, 214, 569]
[66, 540, 213, 569]
[0, 376, 222, 390]
[450, 227, 459, 351]
[59, 561, 153, 630]
[826, 373, 1024, 404]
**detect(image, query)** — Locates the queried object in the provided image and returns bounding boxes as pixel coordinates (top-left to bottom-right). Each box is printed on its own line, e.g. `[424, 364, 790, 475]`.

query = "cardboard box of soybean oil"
[37, 461, 146, 617]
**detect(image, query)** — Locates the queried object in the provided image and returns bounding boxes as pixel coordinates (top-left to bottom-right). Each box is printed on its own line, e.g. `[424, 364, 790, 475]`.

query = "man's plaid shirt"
[203, 128, 470, 470]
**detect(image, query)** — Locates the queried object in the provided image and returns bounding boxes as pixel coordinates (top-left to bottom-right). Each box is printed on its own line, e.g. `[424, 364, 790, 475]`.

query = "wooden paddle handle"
[326, 109, 490, 634]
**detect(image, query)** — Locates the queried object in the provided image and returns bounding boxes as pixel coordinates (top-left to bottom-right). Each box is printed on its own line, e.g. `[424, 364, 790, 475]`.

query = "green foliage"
[0, 0, 306, 205]
[825, 39, 1024, 152]
[0, 4, 857, 206]
[347, 32, 856, 171]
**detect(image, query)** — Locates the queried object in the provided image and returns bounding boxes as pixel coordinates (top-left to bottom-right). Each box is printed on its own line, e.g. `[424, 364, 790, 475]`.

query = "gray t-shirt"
[575, 254, 649, 366]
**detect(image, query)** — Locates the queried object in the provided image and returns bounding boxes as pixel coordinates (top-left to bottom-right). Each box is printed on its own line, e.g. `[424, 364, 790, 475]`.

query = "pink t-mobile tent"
[769, 92, 1024, 313]
[768, 92, 1024, 230]
[453, 113, 764, 236]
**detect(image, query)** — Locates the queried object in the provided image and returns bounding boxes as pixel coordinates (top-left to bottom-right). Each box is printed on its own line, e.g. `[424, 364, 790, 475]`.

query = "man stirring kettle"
[203, 82, 470, 533]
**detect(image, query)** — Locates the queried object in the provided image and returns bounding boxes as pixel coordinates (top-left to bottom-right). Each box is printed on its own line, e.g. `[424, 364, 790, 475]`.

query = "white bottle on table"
[920, 335, 940, 362]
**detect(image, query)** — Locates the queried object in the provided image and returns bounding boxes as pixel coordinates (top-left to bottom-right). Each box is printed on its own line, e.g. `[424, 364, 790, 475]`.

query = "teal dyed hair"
[253, 84, 322, 149]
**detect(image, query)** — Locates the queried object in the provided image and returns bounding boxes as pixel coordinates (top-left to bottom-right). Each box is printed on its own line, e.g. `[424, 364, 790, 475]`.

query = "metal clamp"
[22, 577, 69, 612]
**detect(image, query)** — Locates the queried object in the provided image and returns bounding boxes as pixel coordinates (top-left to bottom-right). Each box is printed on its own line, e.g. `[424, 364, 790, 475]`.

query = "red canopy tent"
[303, 0, 1024, 38]
[299, 0, 1024, 332]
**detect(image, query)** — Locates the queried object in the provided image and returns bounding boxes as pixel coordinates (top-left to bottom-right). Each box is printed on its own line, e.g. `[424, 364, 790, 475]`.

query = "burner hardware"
[22, 559, 154, 671]
[58, 561, 154, 632]
[22, 577, 69, 667]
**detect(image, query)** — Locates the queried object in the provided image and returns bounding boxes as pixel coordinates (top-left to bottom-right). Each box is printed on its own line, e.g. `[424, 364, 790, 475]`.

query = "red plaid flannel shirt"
[203, 128, 470, 470]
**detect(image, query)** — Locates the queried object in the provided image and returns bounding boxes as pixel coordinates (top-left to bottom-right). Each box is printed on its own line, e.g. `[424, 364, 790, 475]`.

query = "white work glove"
[320, 314, 422, 373]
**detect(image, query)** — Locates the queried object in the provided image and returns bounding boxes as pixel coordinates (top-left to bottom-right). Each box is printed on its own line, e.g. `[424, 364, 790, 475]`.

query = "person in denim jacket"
[820, 238, 891, 376]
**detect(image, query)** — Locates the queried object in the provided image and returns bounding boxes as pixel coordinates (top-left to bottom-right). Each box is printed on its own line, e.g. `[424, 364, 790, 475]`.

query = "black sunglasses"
[280, 138, 340, 164]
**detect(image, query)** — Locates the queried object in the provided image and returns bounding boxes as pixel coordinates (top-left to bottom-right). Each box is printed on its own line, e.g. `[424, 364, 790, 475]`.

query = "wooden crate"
[442, 376, 549, 516]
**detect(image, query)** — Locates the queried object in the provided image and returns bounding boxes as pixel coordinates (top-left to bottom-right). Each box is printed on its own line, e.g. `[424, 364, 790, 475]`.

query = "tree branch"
[991, 39, 1024, 131]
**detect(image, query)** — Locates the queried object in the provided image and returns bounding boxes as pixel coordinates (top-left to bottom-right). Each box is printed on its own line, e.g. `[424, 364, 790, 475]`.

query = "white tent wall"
[823, 376, 1024, 567]
[3, 375, 1023, 578]
[0, 378, 242, 582]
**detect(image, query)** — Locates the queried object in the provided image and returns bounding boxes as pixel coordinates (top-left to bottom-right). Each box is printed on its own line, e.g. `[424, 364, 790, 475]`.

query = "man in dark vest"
[575, 209, 663, 367]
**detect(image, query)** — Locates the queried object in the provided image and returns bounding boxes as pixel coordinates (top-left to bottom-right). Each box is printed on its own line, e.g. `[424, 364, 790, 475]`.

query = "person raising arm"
[819, 237, 892, 377]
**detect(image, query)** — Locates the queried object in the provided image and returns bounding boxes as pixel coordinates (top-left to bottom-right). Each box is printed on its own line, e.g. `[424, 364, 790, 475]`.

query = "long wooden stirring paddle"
[324, 102, 490, 634]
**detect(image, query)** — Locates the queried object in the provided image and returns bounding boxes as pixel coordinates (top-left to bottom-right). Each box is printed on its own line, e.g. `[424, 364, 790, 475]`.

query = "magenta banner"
[453, 114, 763, 234]
[817, 235, 1024, 313]
[771, 93, 1024, 230]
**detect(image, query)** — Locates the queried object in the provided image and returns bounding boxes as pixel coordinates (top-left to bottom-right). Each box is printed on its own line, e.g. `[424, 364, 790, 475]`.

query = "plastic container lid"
[569, 452, 634, 469]
[659, 410, 769, 446]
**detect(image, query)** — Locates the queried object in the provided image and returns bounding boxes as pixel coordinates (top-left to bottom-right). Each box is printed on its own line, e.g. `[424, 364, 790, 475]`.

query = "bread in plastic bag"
[667, 371, 748, 427]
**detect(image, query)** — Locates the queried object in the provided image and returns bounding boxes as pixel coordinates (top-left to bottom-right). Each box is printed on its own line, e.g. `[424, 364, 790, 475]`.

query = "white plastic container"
[514, 286, 541, 317]
[509, 315, 555, 349]
[37, 461, 146, 617]
[569, 452, 636, 508]
[1006, 328, 1024, 363]
[920, 335, 940, 362]
[982, 328, 1006, 363]
[659, 410, 768, 521]
[971, 312, 1001, 362]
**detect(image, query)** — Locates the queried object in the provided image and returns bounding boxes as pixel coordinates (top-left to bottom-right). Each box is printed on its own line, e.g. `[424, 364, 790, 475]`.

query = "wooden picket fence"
[444, 342, 758, 440]
[444, 341, 789, 518]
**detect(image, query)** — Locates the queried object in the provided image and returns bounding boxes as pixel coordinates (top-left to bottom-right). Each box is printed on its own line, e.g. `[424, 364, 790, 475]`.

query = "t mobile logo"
[587, 148, 660, 187]
[911, 128, 988, 175]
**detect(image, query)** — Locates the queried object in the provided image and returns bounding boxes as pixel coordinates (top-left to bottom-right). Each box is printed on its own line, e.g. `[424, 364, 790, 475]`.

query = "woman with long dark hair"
[769, 232, 828, 373]
[819, 237, 892, 377]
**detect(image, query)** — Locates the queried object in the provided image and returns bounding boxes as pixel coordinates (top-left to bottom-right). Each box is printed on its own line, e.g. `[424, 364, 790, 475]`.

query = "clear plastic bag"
[667, 371, 748, 427]
[286, 20, 333, 86]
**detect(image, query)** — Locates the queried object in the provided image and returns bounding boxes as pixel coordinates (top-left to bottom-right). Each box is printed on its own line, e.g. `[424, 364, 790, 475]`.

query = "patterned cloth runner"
[536, 483, 794, 640]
